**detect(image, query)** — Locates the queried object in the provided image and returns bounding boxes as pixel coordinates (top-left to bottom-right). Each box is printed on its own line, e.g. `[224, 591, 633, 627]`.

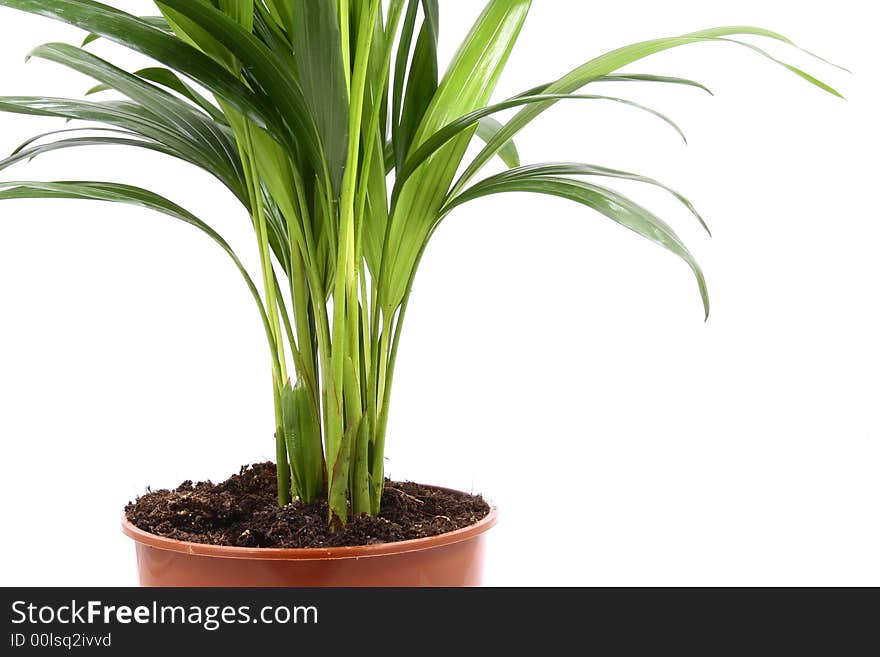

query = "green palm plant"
[0, 0, 841, 526]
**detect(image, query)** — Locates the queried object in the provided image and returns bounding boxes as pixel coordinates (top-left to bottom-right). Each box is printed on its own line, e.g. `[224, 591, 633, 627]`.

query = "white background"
[0, 1, 876, 587]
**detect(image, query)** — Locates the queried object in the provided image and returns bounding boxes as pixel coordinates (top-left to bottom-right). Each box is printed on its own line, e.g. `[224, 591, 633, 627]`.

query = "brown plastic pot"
[122, 495, 497, 587]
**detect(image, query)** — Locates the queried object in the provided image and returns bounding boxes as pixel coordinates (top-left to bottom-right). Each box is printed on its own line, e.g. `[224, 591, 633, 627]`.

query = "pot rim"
[121, 490, 497, 562]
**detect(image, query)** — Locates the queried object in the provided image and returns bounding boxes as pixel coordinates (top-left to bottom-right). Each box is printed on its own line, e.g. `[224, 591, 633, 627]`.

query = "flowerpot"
[121, 496, 497, 587]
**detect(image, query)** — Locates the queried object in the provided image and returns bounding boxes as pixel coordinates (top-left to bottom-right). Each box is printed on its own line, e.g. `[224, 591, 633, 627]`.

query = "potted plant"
[0, 0, 841, 587]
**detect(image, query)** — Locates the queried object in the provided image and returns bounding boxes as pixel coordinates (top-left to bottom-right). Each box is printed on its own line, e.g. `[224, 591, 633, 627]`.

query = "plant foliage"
[0, 1, 841, 525]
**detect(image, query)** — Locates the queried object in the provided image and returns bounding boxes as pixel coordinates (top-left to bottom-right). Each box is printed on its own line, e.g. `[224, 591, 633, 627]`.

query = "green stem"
[327, 0, 381, 524]
[273, 381, 291, 505]
[357, 3, 403, 457]
[339, 0, 351, 91]
[235, 121, 291, 505]
[370, 219, 438, 512]
[370, 312, 393, 513]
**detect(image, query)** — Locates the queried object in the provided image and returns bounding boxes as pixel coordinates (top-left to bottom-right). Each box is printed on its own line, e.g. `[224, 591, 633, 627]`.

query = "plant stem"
[236, 121, 292, 505]
[272, 382, 291, 505]
[339, 0, 351, 91]
[370, 310, 393, 512]
[327, 0, 381, 523]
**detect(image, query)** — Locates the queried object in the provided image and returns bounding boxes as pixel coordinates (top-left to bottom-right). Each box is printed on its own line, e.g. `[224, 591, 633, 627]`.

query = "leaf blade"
[290, 0, 350, 197]
[444, 175, 710, 318]
[453, 27, 843, 197]
[475, 117, 519, 168]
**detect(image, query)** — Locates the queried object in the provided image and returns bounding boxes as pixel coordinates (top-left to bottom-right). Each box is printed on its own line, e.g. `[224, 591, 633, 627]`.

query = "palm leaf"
[86, 66, 227, 124]
[475, 117, 519, 168]
[0, 0, 288, 148]
[395, 92, 686, 201]
[382, 0, 532, 310]
[395, 1, 438, 171]
[27, 42, 236, 172]
[290, 0, 350, 197]
[443, 175, 709, 318]
[0, 135, 173, 173]
[82, 14, 171, 45]
[10, 126, 138, 155]
[0, 180, 279, 366]
[154, 0, 326, 183]
[0, 95, 247, 203]
[593, 73, 714, 95]
[453, 26, 843, 197]
[473, 162, 710, 234]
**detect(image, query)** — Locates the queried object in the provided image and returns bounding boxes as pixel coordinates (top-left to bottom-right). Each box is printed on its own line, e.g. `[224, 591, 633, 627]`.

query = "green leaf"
[156, 0, 237, 70]
[0, 0, 287, 148]
[523, 74, 714, 96]
[453, 26, 844, 197]
[281, 378, 324, 504]
[154, 0, 327, 186]
[10, 126, 135, 155]
[477, 162, 710, 234]
[0, 135, 173, 173]
[594, 73, 714, 95]
[358, 0, 405, 279]
[26, 42, 237, 173]
[395, 92, 686, 202]
[382, 0, 532, 310]
[0, 180, 279, 358]
[0, 96, 247, 203]
[391, 0, 420, 172]
[0, 180, 234, 250]
[395, 4, 438, 170]
[443, 176, 709, 319]
[252, 4, 295, 70]
[475, 117, 519, 168]
[385, 122, 521, 174]
[714, 36, 844, 99]
[82, 15, 171, 46]
[217, 0, 253, 32]
[327, 415, 363, 527]
[444, 176, 709, 319]
[421, 0, 439, 41]
[261, 0, 294, 35]
[290, 0, 350, 197]
[86, 66, 227, 124]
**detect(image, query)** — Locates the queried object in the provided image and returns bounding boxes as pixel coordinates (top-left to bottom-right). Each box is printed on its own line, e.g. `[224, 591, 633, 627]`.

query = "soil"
[125, 463, 490, 549]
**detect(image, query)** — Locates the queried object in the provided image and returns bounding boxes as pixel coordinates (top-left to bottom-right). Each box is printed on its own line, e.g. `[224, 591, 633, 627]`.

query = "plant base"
[122, 463, 496, 587]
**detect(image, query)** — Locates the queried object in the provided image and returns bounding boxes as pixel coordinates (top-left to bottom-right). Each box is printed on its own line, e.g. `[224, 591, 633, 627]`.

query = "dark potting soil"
[125, 463, 490, 549]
